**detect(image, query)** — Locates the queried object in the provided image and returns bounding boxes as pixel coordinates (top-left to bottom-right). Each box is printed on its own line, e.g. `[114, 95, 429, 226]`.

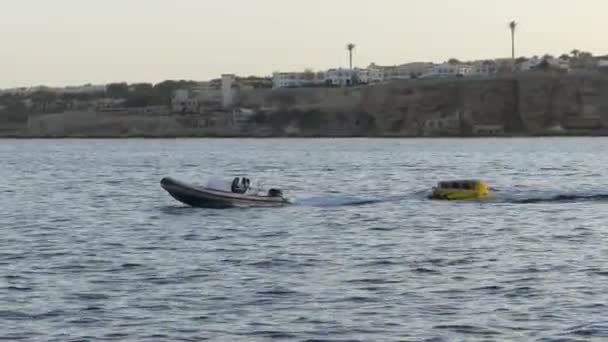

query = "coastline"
[2, 132, 608, 139]
[3, 73, 608, 139]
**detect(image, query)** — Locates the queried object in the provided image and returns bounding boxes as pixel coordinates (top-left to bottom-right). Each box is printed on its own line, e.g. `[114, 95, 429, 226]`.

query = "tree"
[448, 58, 462, 65]
[509, 21, 517, 60]
[559, 54, 571, 61]
[30, 91, 58, 112]
[537, 59, 551, 71]
[571, 49, 581, 59]
[302, 68, 315, 81]
[347, 43, 356, 70]
[154, 80, 197, 105]
[124, 83, 161, 107]
[30, 91, 56, 103]
[515, 57, 529, 64]
[106, 82, 129, 99]
[577, 51, 595, 69]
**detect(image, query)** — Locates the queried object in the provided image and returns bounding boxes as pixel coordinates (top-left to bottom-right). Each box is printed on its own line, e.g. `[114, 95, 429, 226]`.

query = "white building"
[355, 68, 383, 84]
[471, 60, 498, 76]
[62, 84, 106, 94]
[549, 57, 570, 70]
[369, 62, 433, 80]
[1, 86, 56, 95]
[272, 71, 326, 88]
[172, 89, 199, 114]
[325, 68, 355, 86]
[173, 89, 189, 101]
[221, 74, 236, 108]
[191, 81, 223, 105]
[597, 60, 608, 68]
[272, 72, 299, 88]
[232, 108, 256, 125]
[520, 56, 570, 72]
[423, 63, 473, 78]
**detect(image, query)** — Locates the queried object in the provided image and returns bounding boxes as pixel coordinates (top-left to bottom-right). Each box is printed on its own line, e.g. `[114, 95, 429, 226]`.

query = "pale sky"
[1, 0, 605, 88]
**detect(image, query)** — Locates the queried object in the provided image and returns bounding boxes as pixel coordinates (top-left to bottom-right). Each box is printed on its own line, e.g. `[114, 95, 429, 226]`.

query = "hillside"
[4, 72, 608, 137]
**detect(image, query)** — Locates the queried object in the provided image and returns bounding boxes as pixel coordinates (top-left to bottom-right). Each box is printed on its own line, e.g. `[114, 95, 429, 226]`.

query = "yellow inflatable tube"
[429, 179, 490, 200]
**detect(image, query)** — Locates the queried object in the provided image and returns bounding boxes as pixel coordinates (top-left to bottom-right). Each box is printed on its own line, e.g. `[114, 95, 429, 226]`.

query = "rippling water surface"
[2, 138, 608, 341]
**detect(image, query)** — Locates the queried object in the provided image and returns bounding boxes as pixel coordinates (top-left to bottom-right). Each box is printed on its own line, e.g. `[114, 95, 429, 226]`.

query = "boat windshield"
[205, 178, 233, 192]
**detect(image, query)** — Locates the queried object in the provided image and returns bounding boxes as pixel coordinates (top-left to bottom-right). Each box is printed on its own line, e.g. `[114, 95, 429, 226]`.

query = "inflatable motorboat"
[160, 176, 290, 208]
[429, 179, 490, 200]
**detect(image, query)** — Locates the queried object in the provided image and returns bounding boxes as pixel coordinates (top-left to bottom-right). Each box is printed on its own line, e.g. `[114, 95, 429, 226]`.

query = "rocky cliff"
[5, 72, 608, 137]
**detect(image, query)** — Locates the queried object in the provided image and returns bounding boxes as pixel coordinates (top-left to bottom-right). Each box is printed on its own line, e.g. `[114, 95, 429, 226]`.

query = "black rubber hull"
[160, 177, 289, 208]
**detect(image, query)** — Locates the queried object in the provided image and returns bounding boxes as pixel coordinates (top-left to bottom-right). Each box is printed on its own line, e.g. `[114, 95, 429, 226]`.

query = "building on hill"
[62, 84, 106, 94]
[190, 82, 223, 108]
[422, 63, 473, 78]
[471, 60, 498, 76]
[96, 98, 127, 112]
[519, 56, 570, 72]
[171, 74, 238, 112]
[272, 71, 327, 88]
[272, 67, 383, 88]
[494, 58, 516, 73]
[236, 76, 273, 89]
[172, 89, 200, 114]
[368, 62, 433, 80]
[355, 68, 383, 84]
[221, 74, 236, 108]
[325, 68, 355, 86]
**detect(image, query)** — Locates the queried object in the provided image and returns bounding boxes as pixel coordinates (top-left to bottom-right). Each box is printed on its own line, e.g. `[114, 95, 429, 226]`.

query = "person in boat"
[231, 177, 250, 194]
[231, 177, 241, 193]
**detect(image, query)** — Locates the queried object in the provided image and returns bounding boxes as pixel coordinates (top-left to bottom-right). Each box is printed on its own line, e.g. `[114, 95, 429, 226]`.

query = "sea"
[1, 138, 608, 341]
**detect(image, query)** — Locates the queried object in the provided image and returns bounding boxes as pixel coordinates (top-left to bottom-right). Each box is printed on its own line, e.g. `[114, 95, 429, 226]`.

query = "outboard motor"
[267, 188, 283, 198]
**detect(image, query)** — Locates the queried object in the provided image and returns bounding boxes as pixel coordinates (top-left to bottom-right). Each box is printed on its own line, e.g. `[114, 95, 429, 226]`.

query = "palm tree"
[347, 43, 356, 70]
[508, 21, 517, 60]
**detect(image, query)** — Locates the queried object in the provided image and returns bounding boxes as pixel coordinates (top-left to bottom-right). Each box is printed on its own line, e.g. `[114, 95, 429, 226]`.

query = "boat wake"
[501, 192, 608, 204]
[285, 190, 608, 207]
[480, 187, 608, 204]
[289, 193, 405, 207]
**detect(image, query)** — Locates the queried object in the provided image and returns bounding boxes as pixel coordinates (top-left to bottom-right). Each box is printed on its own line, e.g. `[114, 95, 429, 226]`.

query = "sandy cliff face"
[517, 73, 608, 132]
[238, 73, 608, 137]
[239, 77, 519, 136]
[24, 111, 242, 137]
[7, 73, 608, 137]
